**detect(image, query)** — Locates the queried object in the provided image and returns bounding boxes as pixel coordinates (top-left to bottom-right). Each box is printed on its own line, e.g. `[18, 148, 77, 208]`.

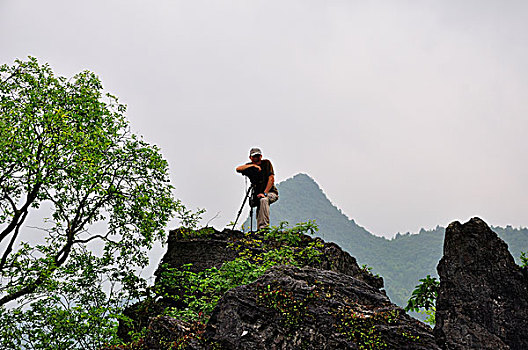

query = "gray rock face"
[156, 228, 243, 274]
[434, 217, 528, 350]
[205, 265, 439, 350]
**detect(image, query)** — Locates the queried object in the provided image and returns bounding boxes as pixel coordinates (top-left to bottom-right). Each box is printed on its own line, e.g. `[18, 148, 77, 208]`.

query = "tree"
[0, 57, 179, 347]
[405, 275, 439, 326]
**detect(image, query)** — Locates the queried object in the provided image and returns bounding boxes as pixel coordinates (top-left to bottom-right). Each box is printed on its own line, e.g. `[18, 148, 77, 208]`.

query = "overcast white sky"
[2, 0, 527, 238]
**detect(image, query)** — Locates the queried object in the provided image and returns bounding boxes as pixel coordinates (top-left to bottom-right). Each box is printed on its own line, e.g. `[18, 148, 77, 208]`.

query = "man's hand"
[252, 164, 261, 171]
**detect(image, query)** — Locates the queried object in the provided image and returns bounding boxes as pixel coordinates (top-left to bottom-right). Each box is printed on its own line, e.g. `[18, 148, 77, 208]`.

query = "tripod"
[232, 184, 258, 232]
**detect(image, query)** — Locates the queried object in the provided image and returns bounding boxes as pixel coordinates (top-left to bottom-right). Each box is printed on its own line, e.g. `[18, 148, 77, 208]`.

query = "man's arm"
[264, 174, 274, 194]
[236, 163, 261, 173]
[257, 174, 274, 198]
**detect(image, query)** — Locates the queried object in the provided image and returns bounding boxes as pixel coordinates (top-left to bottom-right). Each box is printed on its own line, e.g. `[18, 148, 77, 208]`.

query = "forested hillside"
[246, 173, 528, 308]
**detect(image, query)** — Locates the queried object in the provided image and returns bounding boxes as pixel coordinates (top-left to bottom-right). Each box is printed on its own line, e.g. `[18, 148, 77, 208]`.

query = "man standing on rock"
[236, 148, 279, 230]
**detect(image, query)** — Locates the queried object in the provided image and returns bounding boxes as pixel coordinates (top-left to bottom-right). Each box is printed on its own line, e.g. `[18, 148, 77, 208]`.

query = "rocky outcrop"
[434, 217, 528, 350]
[203, 265, 439, 349]
[118, 227, 384, 342]
[112, 216, 528, 350]
[117, 227, 444, 348]
[156, 227, 383, 289]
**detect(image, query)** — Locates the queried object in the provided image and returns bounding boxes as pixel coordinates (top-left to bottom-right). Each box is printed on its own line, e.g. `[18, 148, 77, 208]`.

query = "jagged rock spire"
[434, 217, 528, 350]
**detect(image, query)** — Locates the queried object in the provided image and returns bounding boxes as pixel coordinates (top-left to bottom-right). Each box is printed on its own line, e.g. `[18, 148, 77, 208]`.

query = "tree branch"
[0, 209, 29, 271]
[73, 234, 117, 245]
[0, 181, 41, 244]
[0, 224, 76, 306]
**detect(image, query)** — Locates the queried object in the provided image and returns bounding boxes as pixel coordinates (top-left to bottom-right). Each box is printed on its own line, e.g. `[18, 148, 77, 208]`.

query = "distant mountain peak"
[280, 173, 320, 188]
[278, 173, 339, 201]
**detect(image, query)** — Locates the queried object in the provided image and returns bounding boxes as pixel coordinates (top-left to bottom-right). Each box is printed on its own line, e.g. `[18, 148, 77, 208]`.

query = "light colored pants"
[257, 193, 279, 230]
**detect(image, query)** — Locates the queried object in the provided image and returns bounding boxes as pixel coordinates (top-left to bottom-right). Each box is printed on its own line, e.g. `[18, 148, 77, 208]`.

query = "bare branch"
[206, 212, 221, 227]
[73, 234, 117, 245]
[25, 226, 54, 233]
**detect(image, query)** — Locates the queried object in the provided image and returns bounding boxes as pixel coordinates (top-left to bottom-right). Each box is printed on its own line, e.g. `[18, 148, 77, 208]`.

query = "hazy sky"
[2, 0, 528, 238]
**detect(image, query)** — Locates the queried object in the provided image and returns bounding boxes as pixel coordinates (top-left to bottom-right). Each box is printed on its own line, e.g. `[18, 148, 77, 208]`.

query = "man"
[236, 147, 279, 230]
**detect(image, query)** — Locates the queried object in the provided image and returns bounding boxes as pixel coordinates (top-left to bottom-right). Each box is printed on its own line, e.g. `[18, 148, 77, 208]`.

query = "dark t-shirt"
[246, 159, 278, 195]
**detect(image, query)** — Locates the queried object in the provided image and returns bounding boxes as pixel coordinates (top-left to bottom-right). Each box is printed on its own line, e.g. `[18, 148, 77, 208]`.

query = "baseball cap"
[249, 147, 262, 157]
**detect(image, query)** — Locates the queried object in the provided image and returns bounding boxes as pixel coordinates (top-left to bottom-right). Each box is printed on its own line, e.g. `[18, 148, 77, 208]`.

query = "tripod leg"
[232, 186, 252, 230]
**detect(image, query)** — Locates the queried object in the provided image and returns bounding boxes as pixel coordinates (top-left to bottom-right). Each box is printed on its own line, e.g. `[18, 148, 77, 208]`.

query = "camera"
[240, 166, 261, 185]
[241, 167, 262, 208]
